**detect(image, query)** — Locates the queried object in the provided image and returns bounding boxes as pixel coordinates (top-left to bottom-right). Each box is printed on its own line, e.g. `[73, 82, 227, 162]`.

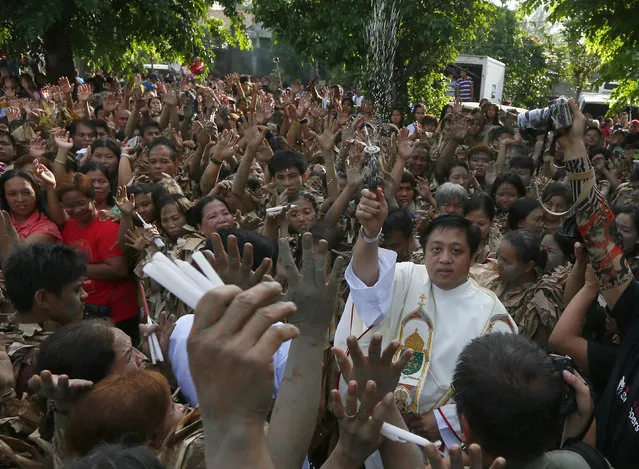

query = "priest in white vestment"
[335, 188, 517, 466]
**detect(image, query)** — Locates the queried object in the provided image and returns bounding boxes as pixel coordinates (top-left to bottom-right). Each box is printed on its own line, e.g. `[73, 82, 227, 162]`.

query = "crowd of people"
[0, 65, 639, 469]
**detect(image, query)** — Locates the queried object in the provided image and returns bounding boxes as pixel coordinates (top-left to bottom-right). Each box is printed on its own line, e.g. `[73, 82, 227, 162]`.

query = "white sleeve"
[434, 404, 463, 449]
[168, 315, 291, 405]
[344, 248, 397, 327]
[168, 315, 199, 406]
[407, 123, 416, 137]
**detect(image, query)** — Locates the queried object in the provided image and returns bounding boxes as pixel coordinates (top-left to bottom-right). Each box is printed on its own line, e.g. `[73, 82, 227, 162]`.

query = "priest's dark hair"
[418, 215, 481, 255]
[453, 333, 564, 463]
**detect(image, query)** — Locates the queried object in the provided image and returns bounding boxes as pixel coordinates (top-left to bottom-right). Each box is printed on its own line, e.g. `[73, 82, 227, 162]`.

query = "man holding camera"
[452, 333, 607, 468]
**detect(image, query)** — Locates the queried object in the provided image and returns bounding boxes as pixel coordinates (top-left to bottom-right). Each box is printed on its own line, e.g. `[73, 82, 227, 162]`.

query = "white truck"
[577, 82, 638, 119]
[450, 54, 506, 102]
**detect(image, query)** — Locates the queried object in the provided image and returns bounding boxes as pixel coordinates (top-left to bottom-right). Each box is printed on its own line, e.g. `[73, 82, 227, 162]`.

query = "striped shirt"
[456, 77, 473, 101]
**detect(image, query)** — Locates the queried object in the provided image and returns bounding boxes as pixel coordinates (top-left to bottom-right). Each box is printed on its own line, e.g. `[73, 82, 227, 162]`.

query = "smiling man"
[335, 190, 516, 465]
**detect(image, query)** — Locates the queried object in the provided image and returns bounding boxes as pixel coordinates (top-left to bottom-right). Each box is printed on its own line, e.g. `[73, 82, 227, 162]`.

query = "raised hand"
[278, 233, 346, 332]
[334, 333, 412, 402]
[77, 83, 93, 102]
[397, 128, 413, 161]
[123, 227, 152, 251]
[329, 380, 396, 467]
[187, 282, 299, 422]
[316, 114, 341, 153]
[102, 93, 119, 113]
[162, 91, 178, 107]
[115, 185, 135, 216]
[297, 94, 312, 119]
[28, 137, 47, 157]
[255, 99, 274, 125]
[139, 311, 177, 361]
[33, 159, 57, 189]
[356, 188, 388, 238]
[28, 370, 93, 414]
[203, 233, 272, 290]
[6, 107, 21, 123]
[241, 113, 268, 151]
[255, 138, 274, 163]
[58, 77, 75, 95]
[416, 176, 432, 201]
[346, 163, 364, 190]
[211, 129, 239, 162]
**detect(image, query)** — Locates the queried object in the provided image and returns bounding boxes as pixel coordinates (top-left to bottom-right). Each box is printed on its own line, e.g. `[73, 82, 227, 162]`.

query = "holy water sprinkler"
[363, 145, 381, 189]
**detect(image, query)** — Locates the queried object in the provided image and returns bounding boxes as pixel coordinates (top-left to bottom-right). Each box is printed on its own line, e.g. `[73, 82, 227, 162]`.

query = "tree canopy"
[523, 0, 639, 109]
[0, 0, 248, 80]
[251, 0, 494, 113]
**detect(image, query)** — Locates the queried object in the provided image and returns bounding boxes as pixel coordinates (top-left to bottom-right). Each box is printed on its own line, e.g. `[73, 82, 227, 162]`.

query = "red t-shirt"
[62, 217, 138, 323]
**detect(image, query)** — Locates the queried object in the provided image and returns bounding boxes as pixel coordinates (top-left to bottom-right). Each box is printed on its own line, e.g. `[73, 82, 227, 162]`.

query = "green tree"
[0, 0, 248, 81]
[523, 0, 639, 109]
[463, 6, 556, 109]
[251, 0, 493, 113]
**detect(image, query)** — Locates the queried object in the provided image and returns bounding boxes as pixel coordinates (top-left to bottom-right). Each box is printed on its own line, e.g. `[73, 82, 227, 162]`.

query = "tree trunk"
[43, 22, 76, 82]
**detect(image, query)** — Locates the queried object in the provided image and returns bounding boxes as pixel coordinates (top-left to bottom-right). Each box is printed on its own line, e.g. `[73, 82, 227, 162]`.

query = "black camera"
[551, 354, 578, 416]
[517, 96, 573, 137]
[273, 57, 280, 63]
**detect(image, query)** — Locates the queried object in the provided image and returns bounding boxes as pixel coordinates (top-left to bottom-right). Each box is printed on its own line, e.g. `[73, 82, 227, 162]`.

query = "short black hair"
[63, 444, 165, 469]
[542, 181, 572, 205]
[138, 121, 161, 137]
[4, 244, 87, 312]
[268, 149, 307, 177]
[383, 207, 414, 239]
[191, 195, 231, 227]
[507, 197, 540, 231]
[400, 171, 415, 186]
[68, 119, 96, 138]
[126, 183, 154, 197]
[418, 215, 481, 255]
[0, 130, 17, 150]
[490, 173, 527, 201]
[509, 155, 534, 173]
[465, 192, 495, 221]
[36, 320, 116, 384]
[205, 228, 278, 272]
[503, 229, 547, 270]
[148, 136, 177, 162]
[453, 333, 564, 462]
[287, 190, 318, 212]
[443, 161, 470, 183]
[155, 193, 191, 225]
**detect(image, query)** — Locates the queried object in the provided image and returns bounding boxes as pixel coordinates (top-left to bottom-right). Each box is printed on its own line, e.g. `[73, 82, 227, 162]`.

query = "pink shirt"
[11, 211, 62, 243]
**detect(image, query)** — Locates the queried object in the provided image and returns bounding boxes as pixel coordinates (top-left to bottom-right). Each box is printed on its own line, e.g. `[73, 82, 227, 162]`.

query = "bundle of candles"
[141, 251, 438, 448]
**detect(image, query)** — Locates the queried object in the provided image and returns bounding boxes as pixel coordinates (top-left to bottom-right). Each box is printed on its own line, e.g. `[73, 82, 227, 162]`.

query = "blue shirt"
[456, 77, 473, 102]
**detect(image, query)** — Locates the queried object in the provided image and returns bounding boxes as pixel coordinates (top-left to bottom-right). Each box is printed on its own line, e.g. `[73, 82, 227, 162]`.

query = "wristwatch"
[360, 226, 382, 243]
[210, 156, 223, 165]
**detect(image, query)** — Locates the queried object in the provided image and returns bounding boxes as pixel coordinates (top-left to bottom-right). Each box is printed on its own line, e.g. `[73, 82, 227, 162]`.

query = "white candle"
[192, 251, 225, 288]
[175, 259, 216, 292]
